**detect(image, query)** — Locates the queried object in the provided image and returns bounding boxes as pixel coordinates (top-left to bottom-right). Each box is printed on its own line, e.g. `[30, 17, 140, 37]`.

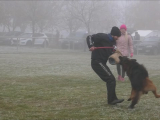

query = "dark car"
[136, 36, 160, 55]
[60, 31, 88, 51]
[0, 32, 7, 44]
[0, 31, 23, 46]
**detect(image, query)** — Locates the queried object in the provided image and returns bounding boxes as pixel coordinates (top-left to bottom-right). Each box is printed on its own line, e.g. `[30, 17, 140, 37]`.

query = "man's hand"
[89, 46, 95, 51]
[113, 45, 117, 50]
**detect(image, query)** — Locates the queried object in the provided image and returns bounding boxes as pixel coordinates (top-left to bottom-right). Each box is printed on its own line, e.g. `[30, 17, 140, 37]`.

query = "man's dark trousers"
[91, 59, 118, 104]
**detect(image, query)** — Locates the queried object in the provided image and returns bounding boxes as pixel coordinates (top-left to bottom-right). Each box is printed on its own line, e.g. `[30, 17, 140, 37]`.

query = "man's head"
[111, 26, 121, 40]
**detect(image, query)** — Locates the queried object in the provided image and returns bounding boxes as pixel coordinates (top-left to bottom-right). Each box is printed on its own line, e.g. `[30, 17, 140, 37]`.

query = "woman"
[116, 24, 134, 81]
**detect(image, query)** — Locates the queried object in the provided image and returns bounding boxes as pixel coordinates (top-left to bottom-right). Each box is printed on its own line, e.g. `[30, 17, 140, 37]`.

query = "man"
[134, 32, 140, 40]
[86, 26, 124, 105]
[134, 31, 140, 44]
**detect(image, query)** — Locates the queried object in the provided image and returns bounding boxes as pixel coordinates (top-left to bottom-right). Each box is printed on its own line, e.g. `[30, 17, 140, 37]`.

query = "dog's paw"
[128, 105, 134, 109]
[143, 91, 148, 94]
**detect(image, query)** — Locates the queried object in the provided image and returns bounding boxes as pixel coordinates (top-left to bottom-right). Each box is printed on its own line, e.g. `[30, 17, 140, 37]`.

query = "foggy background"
[1, 1, 160, 119]
[0, 1, 159, 35]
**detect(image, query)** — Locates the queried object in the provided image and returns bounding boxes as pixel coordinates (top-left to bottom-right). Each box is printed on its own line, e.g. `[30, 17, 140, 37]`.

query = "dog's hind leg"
[144, 78, 160, 98]
[128, 91, 142, 109]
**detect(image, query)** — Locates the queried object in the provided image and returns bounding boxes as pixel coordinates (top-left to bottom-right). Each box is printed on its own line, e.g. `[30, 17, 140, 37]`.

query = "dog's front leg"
[128, 91, 142, 109]
[128, 88, 135, 101]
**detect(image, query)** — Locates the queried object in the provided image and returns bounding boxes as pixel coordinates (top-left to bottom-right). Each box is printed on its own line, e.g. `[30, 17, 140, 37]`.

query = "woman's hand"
[130, 53, 133, 58]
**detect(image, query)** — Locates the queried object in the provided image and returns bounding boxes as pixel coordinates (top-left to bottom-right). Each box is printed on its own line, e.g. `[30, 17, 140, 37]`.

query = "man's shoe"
[109, 99, 124, 105]
[108, 102, 117, 105]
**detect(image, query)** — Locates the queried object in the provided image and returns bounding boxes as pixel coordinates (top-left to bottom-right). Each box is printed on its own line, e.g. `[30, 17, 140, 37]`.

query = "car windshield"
[19, 33, 32, 38]
[144, 36, 160, 41]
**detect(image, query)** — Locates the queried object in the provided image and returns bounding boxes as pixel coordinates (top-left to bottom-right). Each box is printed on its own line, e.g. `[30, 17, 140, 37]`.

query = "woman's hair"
[125, 31, 128, 41]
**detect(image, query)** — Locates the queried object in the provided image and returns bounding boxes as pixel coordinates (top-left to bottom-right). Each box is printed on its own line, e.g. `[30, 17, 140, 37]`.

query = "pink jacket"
[116, 34, 134, 56]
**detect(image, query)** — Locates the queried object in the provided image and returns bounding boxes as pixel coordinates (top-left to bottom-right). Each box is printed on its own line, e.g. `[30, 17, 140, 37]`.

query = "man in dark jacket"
[134, 31, 140, 40]
[86, 26, 124, 105]
[134, 31, 140, 44]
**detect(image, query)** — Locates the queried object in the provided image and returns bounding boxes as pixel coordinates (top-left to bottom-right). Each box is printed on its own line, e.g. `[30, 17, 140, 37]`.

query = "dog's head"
[119, 56, 137, 71]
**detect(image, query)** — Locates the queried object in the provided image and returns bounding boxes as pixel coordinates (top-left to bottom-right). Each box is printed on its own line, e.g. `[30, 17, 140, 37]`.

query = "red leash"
[94, 47, 114, 49]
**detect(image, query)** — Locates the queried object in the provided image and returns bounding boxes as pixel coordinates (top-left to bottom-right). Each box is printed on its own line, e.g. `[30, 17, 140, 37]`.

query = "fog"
[1, 1, 160, 119]
[0, 0, 160, 66]
[0, 1, 159, 33]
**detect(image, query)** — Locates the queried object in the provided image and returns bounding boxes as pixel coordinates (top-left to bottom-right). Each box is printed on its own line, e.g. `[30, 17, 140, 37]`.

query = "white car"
[12, 33, 49, 47]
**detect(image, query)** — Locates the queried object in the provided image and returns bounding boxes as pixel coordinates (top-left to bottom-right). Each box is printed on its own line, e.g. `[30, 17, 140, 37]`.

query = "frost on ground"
[0, 46, 160, 78]
[0, 47, 160, 120]
[0, 46, 92, 77]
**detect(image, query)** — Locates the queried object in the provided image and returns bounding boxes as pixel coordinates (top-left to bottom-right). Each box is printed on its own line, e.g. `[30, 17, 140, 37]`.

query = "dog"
[119, 56, 160, 109]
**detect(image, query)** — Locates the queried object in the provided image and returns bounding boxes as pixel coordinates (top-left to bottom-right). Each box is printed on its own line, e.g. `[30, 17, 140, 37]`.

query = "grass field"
[0, 46, 160, 120]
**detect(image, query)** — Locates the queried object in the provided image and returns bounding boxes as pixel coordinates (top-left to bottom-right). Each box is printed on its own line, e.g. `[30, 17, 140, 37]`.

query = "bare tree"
[24, 1, 49, 33]
[61, 1, 83, 34]
[0, 2, 28, 32]
[0, 2, 14, 32]
[121, 1, 160, 30]
[133, 1, 160, 30]
[90, 1, 116, 33]
[46, 1, 64, 33]
[66, 1, 107, 34]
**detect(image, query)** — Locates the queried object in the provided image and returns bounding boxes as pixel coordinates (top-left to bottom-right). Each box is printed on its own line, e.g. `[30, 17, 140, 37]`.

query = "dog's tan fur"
[128, 77, 160, 101]
[119, 56, 160, 108]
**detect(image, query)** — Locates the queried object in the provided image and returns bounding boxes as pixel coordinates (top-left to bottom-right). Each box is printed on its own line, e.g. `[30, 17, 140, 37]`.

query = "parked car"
[135, 36, 160, 55]
[0, 32, 7, 45]
[0, 31, 23, 46]
[12, 33, 49, 47]
[60, 31, 88, 50]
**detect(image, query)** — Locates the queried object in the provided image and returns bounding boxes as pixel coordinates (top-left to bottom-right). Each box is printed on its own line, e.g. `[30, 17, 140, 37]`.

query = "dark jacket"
[134, 33, 140, 40]
[86, 33, 116, 63]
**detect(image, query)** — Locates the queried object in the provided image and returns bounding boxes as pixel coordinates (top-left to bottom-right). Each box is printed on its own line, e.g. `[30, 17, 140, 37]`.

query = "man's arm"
[86, 33, 104, 49]
[86, 35, 93, 49]
[86, 35, 95, 51]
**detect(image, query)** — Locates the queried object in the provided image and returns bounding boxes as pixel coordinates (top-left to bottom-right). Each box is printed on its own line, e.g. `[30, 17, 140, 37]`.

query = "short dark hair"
[111, 26, 121, 37]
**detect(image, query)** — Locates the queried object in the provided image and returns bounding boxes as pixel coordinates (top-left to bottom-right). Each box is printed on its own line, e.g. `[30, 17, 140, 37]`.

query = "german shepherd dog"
[119, 56, 160, 109]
